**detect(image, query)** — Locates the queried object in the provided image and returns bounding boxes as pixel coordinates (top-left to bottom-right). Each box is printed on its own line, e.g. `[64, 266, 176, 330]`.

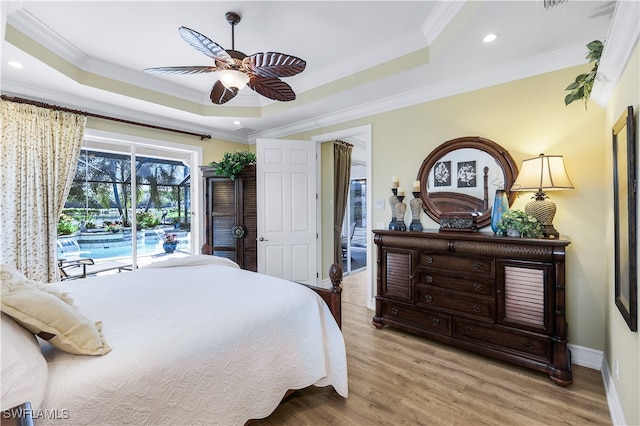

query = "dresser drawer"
[416, 271, 494, 296]
[454, 319, 550, 359]
[382, 301, 451, 336]
[418, 252, 494, 278]
[415, 287, 495, 321]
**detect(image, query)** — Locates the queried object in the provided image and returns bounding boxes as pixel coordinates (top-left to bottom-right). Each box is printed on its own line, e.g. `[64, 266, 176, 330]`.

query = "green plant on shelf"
[209, 150, 257, 180]
[496, 209, 543, 238]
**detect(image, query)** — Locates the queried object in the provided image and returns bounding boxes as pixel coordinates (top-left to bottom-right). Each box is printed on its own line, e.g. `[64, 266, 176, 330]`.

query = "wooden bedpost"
[327, 263, 343, 329]
[301, 264, 343, 329]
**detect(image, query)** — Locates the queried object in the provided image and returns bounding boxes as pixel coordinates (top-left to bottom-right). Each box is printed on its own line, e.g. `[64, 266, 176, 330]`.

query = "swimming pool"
[57, 233, 191, 260]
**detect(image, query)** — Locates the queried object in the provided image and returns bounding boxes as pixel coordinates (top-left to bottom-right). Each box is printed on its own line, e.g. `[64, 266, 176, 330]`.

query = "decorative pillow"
[0, 265, 111, 356]
[0, 264, 74, 305]
[144, 254, 240, 269]
[1, 313, 48, 411]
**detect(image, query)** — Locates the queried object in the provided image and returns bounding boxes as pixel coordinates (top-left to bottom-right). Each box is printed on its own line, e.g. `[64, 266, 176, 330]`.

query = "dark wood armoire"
[201, 165, 257, 271]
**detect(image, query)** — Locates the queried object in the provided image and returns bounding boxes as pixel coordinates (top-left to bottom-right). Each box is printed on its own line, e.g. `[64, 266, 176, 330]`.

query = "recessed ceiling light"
[8, 61, 23, 68]
[483, 33, 498, 43]
[233, 120, 241, 126]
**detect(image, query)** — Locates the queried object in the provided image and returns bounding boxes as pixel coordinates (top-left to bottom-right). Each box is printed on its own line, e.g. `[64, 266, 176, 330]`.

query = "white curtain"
[0, 99, 86, 281]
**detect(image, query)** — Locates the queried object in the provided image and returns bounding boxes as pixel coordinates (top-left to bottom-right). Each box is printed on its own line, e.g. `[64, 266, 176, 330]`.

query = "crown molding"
[421, 0, 466, 45]
[591, 0, 640, 107]
[250, 43, 590, 143]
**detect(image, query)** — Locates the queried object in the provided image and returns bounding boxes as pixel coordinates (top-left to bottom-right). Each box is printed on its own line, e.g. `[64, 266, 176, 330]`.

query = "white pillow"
[1, 313, 48, 411]
[0, 264, 111, 356]
[144, 254, 240, 269]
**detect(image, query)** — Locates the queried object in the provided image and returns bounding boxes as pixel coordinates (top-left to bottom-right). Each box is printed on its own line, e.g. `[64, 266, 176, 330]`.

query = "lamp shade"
[218, 70, 249, 91]
[511, 154, 574, 192]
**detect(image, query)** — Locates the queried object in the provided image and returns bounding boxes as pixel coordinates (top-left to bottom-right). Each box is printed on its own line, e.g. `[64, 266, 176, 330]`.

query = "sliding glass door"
[342, 177, 367, 274]
[57, 141, 194, 274]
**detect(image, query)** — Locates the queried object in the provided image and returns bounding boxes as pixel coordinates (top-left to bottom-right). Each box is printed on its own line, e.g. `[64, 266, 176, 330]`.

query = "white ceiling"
[1, 1, 617, 144]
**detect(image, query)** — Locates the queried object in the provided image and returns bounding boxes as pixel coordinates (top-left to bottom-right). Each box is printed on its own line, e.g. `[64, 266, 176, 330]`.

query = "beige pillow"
[0, 265, 111, 356]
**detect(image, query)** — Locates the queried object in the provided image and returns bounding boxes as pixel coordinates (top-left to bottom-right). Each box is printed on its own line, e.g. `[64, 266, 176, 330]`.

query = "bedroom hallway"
[254, 269, 612, 426]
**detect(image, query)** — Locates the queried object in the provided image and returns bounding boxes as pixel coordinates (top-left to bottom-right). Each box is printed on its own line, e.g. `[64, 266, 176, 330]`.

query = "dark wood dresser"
[201, 165, 257, 271]
[373, 230, 572, 386]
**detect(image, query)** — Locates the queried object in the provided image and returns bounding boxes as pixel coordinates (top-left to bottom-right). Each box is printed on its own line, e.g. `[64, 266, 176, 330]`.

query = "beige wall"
[604, 43, 639, 426]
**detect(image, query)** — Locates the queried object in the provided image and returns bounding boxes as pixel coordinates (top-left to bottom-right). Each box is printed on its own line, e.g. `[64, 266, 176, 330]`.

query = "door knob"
[259, 237, 268, 241]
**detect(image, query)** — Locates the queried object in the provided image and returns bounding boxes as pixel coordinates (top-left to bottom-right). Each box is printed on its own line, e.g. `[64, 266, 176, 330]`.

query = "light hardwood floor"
[254, 270, 612, 425]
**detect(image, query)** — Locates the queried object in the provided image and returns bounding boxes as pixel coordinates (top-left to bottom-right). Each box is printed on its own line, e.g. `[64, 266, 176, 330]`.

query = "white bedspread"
[38, 257, 348, 425]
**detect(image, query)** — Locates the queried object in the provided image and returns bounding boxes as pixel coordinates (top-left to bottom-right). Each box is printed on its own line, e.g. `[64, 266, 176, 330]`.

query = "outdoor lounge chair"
[58, 258, 95, 281]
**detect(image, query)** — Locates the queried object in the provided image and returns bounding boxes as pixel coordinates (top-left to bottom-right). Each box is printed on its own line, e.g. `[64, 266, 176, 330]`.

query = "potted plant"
[496, 209, 543, 238]
[208, 150, 257, 180]
[163, 233, 179, 253]
[103, 221, 122, 233]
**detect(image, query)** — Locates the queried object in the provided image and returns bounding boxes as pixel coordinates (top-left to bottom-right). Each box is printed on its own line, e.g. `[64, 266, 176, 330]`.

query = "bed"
[0, 256, 348, 425]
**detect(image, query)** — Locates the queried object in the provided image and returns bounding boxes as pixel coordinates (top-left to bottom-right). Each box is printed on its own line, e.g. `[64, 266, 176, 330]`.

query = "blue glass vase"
[491, 190, 509, 234]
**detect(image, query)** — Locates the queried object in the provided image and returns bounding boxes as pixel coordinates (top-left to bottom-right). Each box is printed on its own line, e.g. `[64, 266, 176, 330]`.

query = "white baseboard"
[568, 343, 603, 370]
[568, 344, 624, 424]
[600, 354, 627, 426]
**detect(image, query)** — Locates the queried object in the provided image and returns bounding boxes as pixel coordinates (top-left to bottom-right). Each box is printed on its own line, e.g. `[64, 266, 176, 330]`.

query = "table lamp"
[510, 153, 574, 238]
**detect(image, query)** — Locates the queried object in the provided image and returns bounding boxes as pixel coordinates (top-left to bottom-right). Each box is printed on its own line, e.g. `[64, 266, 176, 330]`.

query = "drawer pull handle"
[425, 256, 433, 263]
[473, 283, 483, 291]
[426, 275, 433, 283]
[432, 317, 440, 326]
[474, 262, 483, 270]
[523, 341, 534, 349]
[473, 305, 482, 313]
[391, 307, 399, 315]
[465, 327, 474, 335]
[425, 295, 433, 303]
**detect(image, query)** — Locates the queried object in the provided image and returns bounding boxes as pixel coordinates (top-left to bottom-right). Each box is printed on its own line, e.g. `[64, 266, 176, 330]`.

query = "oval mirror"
[416, 136, 518, 228]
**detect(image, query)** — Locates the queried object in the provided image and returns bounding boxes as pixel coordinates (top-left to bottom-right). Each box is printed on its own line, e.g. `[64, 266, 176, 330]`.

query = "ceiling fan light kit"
[218, 70, 250, 91]
[144, 11, 306, 105]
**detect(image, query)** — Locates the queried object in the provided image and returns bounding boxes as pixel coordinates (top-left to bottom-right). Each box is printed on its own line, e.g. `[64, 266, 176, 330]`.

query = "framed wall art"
[612, 105, 637, 332]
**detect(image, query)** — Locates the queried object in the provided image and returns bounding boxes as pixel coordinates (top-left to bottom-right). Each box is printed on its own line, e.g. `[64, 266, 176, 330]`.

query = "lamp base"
[541, 224, 559, 239]
[525, 197, 559, 239]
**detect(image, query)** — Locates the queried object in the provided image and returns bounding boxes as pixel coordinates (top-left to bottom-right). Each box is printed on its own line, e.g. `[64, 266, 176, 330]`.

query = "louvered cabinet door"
[201, 166, 257, 271]
[380, 249, 413, 302]
[497, 261, 555, 334]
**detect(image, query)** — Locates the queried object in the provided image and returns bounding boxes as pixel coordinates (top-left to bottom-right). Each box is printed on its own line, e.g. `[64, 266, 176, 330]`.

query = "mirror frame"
[417, 136, 518, 228]
[613, 105, 637, 332]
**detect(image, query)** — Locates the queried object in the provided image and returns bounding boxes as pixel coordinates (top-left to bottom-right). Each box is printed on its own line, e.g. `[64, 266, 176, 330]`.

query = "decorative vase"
[163, 242, 177, 253]
[490, 189, 509, 234]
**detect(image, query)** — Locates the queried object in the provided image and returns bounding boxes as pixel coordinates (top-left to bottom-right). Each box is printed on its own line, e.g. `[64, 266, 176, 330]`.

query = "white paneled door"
[256, 138, 317, 284]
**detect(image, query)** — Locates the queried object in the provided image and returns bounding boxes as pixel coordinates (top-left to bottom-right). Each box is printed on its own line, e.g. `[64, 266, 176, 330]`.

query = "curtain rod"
[1, 95, 212, 141]
[335, 139, 354, 147]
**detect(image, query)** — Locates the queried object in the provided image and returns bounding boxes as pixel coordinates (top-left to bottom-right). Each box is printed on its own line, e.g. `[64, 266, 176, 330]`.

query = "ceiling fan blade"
[179, 26, 232, 64]
[245, 52, 306, 78]
[248, 75, 296, 102]
[210, 80, 238, 105]
[144, 66, 218, 75]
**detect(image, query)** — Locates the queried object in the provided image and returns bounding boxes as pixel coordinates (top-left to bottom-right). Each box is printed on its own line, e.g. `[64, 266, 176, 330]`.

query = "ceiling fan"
[144, 12, 306, 105]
